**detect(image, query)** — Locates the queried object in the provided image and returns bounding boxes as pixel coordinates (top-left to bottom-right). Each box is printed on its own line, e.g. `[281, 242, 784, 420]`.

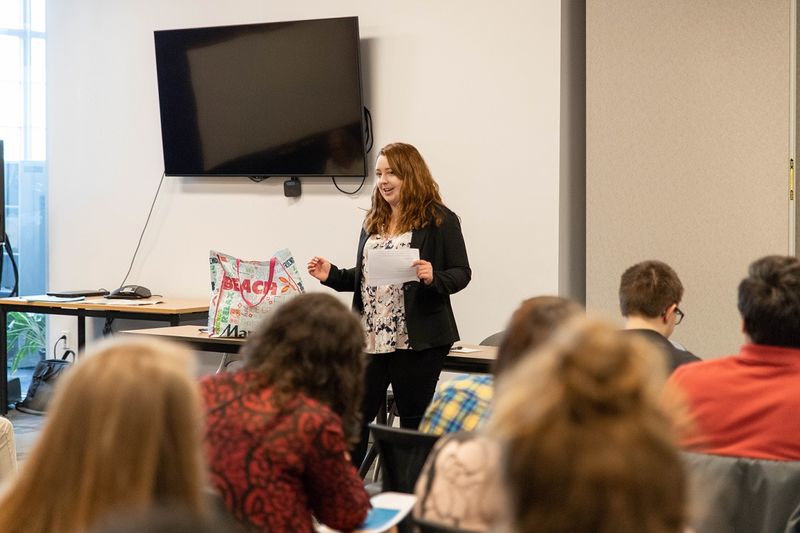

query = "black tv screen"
[154, 17, 366, 177]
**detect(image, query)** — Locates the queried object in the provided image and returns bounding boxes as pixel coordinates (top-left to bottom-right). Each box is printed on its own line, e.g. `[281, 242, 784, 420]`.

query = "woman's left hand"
[412, 259, 434, 286]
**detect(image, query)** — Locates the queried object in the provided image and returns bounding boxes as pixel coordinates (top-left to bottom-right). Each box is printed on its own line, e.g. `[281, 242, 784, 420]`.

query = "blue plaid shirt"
[418, 374, 494, 435]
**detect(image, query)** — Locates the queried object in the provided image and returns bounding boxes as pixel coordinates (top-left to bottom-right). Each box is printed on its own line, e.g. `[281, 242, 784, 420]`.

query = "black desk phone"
[105, 285, 152, 299]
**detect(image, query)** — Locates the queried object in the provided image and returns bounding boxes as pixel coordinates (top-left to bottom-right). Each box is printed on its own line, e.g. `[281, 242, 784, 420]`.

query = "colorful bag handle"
[235, 257, 277, 308]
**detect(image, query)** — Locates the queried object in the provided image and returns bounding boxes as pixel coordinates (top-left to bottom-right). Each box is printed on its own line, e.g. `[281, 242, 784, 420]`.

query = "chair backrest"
[369, 423, 440, 493]
[683, 452, 800, 533]
[479, 331, 504, 347]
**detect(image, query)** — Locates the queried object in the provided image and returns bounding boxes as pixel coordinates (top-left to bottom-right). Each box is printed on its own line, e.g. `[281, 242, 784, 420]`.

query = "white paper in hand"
[366, 248, 419, 286]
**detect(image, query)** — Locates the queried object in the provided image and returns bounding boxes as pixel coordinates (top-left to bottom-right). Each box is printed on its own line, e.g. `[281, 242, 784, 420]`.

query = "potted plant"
[6, 311, 46, 373]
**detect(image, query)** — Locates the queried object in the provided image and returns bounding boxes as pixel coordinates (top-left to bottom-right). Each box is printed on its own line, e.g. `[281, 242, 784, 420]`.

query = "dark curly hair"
[738, 255, 800, 349]
[241, 293, 366, 444]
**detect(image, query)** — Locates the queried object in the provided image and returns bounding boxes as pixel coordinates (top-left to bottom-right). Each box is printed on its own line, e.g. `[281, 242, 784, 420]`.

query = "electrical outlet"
[60, 330, 71, 353]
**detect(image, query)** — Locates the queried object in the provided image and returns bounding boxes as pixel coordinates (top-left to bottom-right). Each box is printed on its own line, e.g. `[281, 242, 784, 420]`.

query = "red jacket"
[201, 370, 370, 532]
[668, 343, 800, 460]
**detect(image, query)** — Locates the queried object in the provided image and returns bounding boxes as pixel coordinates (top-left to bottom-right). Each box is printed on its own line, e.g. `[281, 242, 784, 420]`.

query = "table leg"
[77, 315, 86, 350]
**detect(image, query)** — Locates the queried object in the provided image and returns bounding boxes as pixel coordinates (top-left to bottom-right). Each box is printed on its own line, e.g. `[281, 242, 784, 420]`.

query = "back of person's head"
[493, 296, 583, 376]
[0, 338, 206, 533]
[242, 292, 365, 444]
[491, 319, 686, 533]
[738, 255, 800, 348]
[619, 260, 683, 318]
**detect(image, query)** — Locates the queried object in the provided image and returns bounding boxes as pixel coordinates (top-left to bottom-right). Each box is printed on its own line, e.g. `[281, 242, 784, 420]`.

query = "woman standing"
[308, 142, 471, 464]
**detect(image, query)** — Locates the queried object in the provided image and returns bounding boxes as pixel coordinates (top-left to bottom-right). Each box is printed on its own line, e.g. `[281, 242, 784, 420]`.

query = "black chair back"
[369, 423, 440, 493]
[683, 452, 800, 533]
[479, 331, 504, 346]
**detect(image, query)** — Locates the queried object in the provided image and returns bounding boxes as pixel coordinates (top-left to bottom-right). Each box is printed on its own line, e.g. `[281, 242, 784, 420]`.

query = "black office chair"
[369, 424, 441, 533]
[479, 331, 504, 346]
[683, 452, 800, 533]
[369, 423, 441, 493]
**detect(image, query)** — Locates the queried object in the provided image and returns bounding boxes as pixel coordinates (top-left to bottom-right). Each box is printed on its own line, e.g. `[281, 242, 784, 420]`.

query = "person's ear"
[663, 303, 677, 323]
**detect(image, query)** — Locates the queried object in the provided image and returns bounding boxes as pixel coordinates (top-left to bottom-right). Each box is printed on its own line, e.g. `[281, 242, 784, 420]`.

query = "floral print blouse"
[360, 231, 412, 353]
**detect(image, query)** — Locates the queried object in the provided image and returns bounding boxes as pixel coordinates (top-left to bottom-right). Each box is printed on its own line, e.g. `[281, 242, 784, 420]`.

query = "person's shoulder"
[427, 431, 500, 477]
[435, 204, 459, 220]
[444, 374, 493, 396]
[669, 354, 737, 384]
[295, 394, 343, 429]
[199, 369, 237, 397]
[674, 348, 702, 364]
[428, 204, 463, 231]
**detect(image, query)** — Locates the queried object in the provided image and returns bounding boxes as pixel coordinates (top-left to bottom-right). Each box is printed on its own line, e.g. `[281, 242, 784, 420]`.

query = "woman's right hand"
[307, 256, 332, 282]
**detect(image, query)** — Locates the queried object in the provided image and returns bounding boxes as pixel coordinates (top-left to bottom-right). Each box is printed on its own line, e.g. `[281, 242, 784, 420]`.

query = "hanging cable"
[119, 171, 165, 288]
[4, 235, 19, 297]
[331, 107, 374, 195]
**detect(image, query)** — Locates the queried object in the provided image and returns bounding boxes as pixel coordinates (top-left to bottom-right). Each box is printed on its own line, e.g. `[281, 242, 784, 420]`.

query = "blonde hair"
[0, 338, 208, 533]
[491, 319, 686, 533]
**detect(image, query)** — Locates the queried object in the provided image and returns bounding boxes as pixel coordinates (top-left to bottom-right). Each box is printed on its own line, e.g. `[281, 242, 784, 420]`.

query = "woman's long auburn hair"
[0, 338, 208, 533]
[364, 142, 447, 235]
[490, 319, 686, 533]
[242, 293, 366, 445]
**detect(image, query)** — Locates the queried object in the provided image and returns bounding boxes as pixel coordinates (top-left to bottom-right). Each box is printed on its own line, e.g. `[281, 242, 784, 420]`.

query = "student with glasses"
[618, 260, 701, 373]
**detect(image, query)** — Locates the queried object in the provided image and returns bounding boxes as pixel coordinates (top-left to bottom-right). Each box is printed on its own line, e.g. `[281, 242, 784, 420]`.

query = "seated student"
[668, 255, 800, 460]
[491, 319, 687, 533]
[0, 338, 209, 533]
[619, 260, 701, 373]
[414, 297, 581, 531]
[201, 293, 370, 533]
[419, 296, 582, 435]
[0, 416, 17, 481]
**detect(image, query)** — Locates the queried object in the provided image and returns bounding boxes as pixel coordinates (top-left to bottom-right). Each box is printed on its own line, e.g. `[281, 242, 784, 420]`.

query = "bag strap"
[235, 257, 277, 307]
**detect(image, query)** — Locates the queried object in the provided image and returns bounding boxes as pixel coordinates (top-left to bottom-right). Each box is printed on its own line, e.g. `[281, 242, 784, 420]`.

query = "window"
[1, 0, 48, 398]
[0, 0, 47, 295]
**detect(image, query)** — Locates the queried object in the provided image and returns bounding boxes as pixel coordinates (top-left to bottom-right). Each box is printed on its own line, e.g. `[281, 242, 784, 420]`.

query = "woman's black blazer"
[323, 206, 471, 351]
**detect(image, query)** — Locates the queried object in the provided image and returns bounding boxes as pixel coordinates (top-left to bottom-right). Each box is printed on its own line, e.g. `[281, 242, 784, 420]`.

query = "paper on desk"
[21, 295, 85, 303]
[356, 493, 416, 533]
[315, 492, 416, 533]
[88, 299, 164, 306]
[366, 248, 419, 286]
[451, 346, 481, 354]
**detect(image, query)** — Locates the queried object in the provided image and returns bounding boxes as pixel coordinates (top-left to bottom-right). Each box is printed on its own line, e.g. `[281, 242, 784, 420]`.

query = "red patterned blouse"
[200, 370, 370, 532]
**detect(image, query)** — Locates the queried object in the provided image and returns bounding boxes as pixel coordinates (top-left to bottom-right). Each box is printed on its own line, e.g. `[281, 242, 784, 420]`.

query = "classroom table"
[0, 296, 209, 413]
[121, 325, 497, 374]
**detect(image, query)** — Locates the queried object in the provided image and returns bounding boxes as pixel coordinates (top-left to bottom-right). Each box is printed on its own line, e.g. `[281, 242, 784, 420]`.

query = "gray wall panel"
[587, 0, 791, 358]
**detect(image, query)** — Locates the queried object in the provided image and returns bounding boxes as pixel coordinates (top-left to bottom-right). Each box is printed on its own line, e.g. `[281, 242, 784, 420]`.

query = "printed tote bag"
[208, 248, 305, 338]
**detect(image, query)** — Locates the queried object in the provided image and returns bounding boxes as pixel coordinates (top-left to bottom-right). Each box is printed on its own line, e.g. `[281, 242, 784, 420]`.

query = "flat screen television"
[154, 17, 366, 178]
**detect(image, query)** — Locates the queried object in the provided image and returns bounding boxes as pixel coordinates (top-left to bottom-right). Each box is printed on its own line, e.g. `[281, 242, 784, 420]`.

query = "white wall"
[46, 0, 563, 345]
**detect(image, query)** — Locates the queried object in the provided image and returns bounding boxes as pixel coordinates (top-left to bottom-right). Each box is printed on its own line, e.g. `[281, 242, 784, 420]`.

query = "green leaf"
[6, 312, 46, 374]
